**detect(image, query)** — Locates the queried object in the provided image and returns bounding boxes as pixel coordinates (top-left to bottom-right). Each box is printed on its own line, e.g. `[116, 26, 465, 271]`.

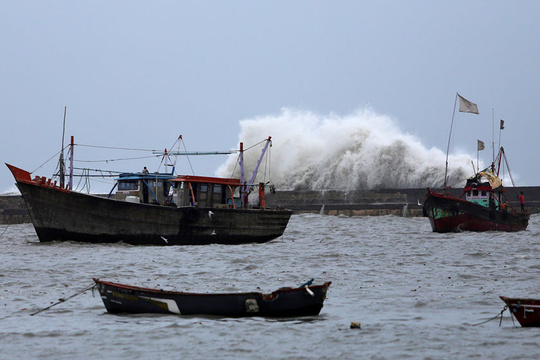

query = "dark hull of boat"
[423, 190, 529, 232]
[12, 172, 292, 246]
[500, 296, 540, 327]
[94, 279, 331, 317]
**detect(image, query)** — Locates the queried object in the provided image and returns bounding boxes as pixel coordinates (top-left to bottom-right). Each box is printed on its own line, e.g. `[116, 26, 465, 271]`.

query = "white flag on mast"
[477, 140, 485, 151]
[458, 94, 479, 114]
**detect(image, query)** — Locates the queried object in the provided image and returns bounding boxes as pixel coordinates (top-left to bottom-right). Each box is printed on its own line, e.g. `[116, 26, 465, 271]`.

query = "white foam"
[220, 107, 473, 190]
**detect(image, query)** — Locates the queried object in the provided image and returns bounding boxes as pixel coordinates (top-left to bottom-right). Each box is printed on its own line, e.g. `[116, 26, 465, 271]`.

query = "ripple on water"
[0, 216, 539, 359]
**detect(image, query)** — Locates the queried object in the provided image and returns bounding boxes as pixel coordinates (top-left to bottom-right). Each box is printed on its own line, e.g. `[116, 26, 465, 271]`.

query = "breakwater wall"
[2, 187, 540, 224]
[0, 195, 31, 224]
[265, 186, 540, 217]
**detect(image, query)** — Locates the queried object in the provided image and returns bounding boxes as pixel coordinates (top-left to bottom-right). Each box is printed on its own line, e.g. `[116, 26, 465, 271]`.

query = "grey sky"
[2, 1, 539, 193]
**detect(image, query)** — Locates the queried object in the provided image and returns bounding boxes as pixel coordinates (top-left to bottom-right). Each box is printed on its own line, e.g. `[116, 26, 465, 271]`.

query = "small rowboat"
[94, 278, 331, 317]
[500, 296, 540, 327]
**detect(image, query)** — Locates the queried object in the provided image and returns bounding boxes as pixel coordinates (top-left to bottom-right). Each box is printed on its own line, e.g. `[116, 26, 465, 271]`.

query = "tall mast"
[68, 136, 74, 190]
[444, 93, 459, 189]
[492, 108, 495, 165]
[444, 93, 479, 188]
[239, 142, 244, 207]
[58, 106, 67, 188]
[246, 136, 272, 189]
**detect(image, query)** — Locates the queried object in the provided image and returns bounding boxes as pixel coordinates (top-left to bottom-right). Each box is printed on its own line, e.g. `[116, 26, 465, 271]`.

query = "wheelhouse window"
[147, 180, 162, 189]
[118, 180, 138, 191]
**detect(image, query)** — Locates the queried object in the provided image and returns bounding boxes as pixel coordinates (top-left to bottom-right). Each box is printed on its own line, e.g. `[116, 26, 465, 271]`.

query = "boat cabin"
[463, 176, 501, 208]
[114, 172, 247, 208]
[114, 172, 176, 205]
[170, 175, 242, 208]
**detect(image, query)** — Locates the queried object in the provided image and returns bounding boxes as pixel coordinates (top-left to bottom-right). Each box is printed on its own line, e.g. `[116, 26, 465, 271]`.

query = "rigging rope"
[31, 147, 65, 175]
[180, 138, 195, 175]
[76, 154, 160, 163]
[76, 143, 159, 152]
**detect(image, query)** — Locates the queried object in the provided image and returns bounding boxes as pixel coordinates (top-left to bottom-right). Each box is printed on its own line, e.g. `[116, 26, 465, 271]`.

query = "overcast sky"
[2, 1, 539, 194]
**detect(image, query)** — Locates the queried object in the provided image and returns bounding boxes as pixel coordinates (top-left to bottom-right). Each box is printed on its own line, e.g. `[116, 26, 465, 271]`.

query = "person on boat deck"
[519, 191, 525, 212]
[142, 167, 149, 174]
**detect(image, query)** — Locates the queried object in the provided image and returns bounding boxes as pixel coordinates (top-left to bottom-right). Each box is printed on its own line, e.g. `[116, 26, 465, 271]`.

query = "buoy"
[350, 321, 361, 329]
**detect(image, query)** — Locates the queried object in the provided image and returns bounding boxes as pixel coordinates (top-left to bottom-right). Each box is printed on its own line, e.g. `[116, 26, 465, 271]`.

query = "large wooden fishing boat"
[6, 136, 292, 245]
[423, 94, 529, 232]
[500, 296, 540, 327]
[94, 278, 331, 317]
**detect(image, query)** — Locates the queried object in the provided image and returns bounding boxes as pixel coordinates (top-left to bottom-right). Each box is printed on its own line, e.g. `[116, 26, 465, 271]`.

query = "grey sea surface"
[1, 214, 539, 359]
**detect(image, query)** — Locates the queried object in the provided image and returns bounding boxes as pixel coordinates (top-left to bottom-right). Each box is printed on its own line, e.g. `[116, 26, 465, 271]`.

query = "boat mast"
[444, 93, 479, 189]
[239, 142, 245, 207]
[444, 93, 459, 189]
[492, 108, 495, 166]
[246, 136, 272, 190]
[58, 106, 67, 188]
[68, 135, 74, 190]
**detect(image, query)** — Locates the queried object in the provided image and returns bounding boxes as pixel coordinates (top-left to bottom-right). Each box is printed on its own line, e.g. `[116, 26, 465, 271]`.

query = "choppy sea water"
[0, 214, 539, 360]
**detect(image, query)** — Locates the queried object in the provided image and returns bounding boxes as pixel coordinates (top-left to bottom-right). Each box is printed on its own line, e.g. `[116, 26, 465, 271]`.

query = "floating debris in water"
[350, 321, 361, 329]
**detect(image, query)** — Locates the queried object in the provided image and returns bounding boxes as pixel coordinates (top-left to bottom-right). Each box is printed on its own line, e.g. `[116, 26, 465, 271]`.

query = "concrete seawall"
[2, 186, 539, 224]
[264, 186, 540, 217]
[0, 195, 31, 224]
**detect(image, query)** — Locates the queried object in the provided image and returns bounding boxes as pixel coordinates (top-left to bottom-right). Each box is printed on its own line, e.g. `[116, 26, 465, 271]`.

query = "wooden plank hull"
[500, 296, 540, 327]
[9, 165, 292, 245]
[423, 190, 529, 232]
[94, 279, 331, 317]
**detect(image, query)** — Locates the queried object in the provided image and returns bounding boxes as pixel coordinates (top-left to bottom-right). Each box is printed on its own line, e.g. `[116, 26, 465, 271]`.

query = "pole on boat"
[444, 93, 459, 190]
[246, 136, 272, 192]
[68, 136, 74, 190]
[444, 93, 480, 189]
[239, 142, 245, 208]
[58, 106, 67, 188]
[492, 108, 496, 164]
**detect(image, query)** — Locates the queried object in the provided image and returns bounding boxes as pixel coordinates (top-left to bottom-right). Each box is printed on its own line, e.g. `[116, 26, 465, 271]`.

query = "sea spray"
[217, 107, 473, 190]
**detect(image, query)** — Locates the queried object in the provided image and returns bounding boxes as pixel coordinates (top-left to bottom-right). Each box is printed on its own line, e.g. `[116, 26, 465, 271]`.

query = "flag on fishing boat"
[458, 94, 479, 114]
[500, 119, 505, 129]
[477, 140, 485, 151]
[479, 169, 503, 189]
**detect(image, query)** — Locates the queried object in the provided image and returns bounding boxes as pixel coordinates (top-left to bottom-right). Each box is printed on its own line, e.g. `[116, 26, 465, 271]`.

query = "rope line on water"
[30, 284, 96, 316]
[471, 306, 507, 327]
[0, 223, 10, 239]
